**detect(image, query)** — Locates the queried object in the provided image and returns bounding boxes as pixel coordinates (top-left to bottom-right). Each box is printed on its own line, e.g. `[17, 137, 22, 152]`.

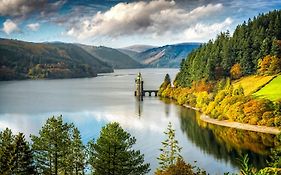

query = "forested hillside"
[0, 39, 113, 80]
[79, 45, 143, 69]
[175, 10, 281, 87]
[159, 10, 281, 129]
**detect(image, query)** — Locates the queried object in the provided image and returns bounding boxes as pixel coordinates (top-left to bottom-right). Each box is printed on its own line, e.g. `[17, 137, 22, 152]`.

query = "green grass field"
[253, 75, 281, 101]
[233, 75, 274, 95]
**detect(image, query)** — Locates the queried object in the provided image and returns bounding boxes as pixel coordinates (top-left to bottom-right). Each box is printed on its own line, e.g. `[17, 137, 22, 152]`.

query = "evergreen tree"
[159, 74, 172, 95]
[0, 128, 15, 174]
[271, 39, 281, 57]
[88, 122, 150, 175]
[10, 133, 36, 175]
[31, 116, 74, 175]
[0, 129, 35, 175]
[71, 127, 86, 175]
[157, 122, 182, 171]
[259, 37, 272, 58]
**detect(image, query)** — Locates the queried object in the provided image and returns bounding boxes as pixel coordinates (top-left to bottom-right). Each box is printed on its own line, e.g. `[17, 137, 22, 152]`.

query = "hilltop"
[78, 44, 143, 69]
[0, 39, 113, 80]
[120, 43, 200, 68]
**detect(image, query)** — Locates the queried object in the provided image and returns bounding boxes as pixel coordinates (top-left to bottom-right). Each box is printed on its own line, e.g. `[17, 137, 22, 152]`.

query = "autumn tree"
[230, 63, 242, 79]
[155, 158, 206, 175]
[258, 55, 281, 75]
[159, 74, 172, 95]
[88, 122, 150, 175]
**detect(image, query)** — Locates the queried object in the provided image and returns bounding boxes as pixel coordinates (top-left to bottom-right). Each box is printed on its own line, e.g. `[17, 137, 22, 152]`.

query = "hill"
[120, 43, 200, 68]
[0, 39, 113, 80]
[254, 75, 281, 101]
[158, 10, 281, 128]
[175, 10, 281, 87]
[233, 75, 274, 95]
[118, 49, 139, 61]
[121, 45, 156, 53]
[79, 45, 143, 69]
[135, 43, 201, 68]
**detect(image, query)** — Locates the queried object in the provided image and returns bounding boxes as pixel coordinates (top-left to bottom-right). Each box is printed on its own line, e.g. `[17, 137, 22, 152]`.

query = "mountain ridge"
[127, 43, 201, 68]
[0, 38, 113, 80]
[78, 44, 144, 69]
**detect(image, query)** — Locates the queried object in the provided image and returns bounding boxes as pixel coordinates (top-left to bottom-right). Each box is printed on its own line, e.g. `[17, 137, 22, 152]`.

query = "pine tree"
[0, 129, 35, 175]
[0, 128, 14, 174]
[10, 133, 36, 175]
[159, 74, 171, 94]
[31, 116, 74, 175]
[271, 39, 281, 57]
[71, 127, 86, 175]
[88, 122, 150, 175]
[157, 122, 182, 171]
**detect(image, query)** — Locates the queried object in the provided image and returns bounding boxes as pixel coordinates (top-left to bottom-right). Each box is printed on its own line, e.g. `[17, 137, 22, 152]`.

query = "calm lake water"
[0, 68, 276, 174]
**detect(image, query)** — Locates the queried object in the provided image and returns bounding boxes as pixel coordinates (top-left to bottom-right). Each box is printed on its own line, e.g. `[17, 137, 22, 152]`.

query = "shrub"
[155, 158, 206, 175]
[230, 63, 242, 79]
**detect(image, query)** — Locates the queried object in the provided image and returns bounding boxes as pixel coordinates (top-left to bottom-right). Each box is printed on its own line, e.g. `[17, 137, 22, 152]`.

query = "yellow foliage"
[233, 75, 274, 95]
[258, 55, 281, 75]
[230, 63, 242, 79]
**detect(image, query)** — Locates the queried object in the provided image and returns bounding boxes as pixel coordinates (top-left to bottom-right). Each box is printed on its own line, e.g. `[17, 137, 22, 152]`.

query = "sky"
[0, 0, 280, 48]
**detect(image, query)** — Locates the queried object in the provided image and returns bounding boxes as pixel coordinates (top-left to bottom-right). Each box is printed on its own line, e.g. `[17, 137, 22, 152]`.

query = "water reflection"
[135, 99, 143, 117]
[0, 69, 276, 174]
[178, 105, 277, 169]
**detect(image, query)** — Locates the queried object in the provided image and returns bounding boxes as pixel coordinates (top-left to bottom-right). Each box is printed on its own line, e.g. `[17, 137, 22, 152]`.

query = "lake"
[0, 68, 276, 174]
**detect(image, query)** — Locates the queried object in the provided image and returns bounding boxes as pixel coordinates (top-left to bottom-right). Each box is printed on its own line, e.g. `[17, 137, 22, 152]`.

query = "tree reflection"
[178, 106, 279, 169]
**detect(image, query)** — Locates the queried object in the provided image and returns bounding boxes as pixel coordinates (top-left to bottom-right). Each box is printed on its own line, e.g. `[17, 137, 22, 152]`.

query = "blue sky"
[0, 0, 280, 48]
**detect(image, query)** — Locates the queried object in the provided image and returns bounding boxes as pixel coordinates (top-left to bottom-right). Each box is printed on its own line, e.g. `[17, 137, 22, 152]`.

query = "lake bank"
[183, 105, 280, 135]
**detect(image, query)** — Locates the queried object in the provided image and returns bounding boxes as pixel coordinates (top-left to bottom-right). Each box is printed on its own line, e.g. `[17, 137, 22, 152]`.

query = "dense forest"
[159, 10, 281, 129]
[175, 10, 281, 87]
[0, 39, 114, 80]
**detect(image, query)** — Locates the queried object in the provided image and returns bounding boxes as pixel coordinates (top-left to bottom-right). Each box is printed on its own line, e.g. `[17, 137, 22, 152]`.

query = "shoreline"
[183, 105, 280, 135]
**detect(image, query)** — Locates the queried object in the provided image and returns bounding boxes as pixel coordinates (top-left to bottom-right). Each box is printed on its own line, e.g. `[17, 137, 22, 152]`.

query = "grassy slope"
[79, 45, 143, 69]
[233, 75, 274, 95]
[253, 75, 281, 101]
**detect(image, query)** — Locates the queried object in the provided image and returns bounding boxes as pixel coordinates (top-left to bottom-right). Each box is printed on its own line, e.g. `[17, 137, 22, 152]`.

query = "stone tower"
[135, 72, 143, 97]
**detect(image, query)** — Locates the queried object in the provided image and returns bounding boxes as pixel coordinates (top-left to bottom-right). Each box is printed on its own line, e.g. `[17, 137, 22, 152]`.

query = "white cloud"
[183, 17, 233, 41]
[27, 23, 40, 31]
[66, 0, 224, 40]
[2, 19, 19, 34]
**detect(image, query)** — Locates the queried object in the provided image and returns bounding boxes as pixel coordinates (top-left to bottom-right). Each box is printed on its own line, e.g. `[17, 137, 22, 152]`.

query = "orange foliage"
[155, 158, 205, 175]
[243, 99, 273, 121]
[230, 63, 242, 79]
[192, 80, 213, 93]
[258, 55, 281, 75]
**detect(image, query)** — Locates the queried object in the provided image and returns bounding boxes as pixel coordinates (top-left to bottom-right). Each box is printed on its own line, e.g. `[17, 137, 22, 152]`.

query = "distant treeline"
[0, 40, 114, 80]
